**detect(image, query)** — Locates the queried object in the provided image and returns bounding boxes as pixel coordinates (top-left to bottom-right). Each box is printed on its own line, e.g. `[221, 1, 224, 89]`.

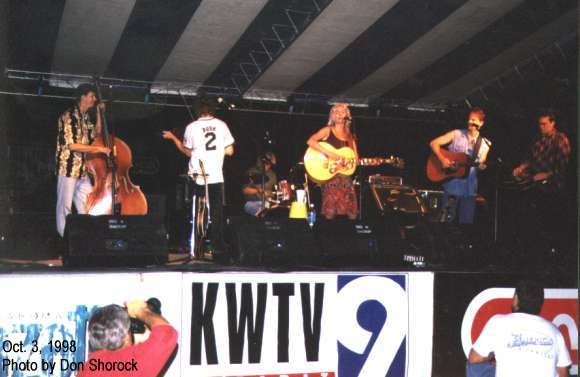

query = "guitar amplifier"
[368, 175, 403, 187]
[368, 183, 426, 229]
[369, 185, 425, 213]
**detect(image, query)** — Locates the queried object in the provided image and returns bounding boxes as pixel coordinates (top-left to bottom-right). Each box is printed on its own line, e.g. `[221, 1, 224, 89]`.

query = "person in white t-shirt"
[468, 280, 572, 377]
[163, 99, 234, 259]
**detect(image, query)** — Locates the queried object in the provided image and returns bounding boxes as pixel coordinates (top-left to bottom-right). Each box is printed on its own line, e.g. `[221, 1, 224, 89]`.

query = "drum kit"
[254, 162, 307, 218]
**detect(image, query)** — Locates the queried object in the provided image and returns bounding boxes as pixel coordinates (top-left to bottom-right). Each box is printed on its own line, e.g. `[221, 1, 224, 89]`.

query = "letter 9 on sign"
[335, 275, 408, 377]
[461, 288, 578, 374]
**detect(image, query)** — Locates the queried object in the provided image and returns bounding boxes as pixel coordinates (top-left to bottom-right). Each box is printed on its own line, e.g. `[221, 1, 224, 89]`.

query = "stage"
[0, 0, 578, 376]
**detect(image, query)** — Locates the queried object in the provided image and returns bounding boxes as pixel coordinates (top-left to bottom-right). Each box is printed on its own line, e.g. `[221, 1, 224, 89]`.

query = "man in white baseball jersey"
[468, 280, 571, 377]
[163, 99, 234, 259]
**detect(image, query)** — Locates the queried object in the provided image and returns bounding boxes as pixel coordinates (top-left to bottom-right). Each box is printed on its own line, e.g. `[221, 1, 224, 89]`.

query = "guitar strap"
[471, 134, 483, 163]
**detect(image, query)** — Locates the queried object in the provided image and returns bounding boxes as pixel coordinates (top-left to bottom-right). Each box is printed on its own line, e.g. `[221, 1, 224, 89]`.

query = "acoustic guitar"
[426, 149, 483, 182]
[304, 142, 404, 183]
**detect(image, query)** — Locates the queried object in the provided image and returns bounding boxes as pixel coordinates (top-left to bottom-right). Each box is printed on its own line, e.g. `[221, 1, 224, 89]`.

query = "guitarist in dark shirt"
[512, 111, 570, 192]
[511, 111, 571, 260]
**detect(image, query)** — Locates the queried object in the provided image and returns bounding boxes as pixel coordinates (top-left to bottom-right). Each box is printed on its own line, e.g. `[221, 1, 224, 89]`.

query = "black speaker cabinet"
[65, 215, 168, 267]
[228, 216, 320, 266]
[316, 219, 379, 265]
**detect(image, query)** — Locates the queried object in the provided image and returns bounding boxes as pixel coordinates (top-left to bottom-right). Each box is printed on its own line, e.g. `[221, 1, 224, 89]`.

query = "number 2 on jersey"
[205, 132, 216, 151]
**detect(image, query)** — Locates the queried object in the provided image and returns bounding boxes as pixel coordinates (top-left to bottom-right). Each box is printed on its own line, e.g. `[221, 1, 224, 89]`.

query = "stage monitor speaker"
[65, 215, 168, 267]
[228, 216, 320, 266]
[316, 219, 379, 265]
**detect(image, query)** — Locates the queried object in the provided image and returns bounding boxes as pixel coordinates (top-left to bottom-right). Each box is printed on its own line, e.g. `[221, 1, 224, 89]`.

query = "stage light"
[217, 97, 224, 103]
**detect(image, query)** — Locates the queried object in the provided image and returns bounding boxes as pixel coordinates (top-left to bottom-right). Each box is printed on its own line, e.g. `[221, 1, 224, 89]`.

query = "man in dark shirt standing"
[55, 84, 110, 237]
[512, 110, 571, 260]
[513, 111, 571, 191]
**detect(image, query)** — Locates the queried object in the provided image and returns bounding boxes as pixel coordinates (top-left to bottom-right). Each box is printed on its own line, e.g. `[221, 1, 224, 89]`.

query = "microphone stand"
[349, 117, 363, 221]
[188, 166, 210, 259]
[260, 131, 274, 215]
[199, 160, 211, 240]
[493, 157, 503, 243]
[261, 160, 266, 213]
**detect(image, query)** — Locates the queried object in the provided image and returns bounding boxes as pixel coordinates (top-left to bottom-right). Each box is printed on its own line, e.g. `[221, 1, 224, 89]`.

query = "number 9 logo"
[336, 276, 408, 377]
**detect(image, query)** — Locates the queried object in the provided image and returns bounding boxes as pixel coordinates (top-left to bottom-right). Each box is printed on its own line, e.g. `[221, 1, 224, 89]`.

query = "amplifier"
[368, 174, 403, 187]
[65, 215, 168, 267]
[369, 185, 425, 214]
[317, 219, 379, 265]
[228, 216, 320, 265]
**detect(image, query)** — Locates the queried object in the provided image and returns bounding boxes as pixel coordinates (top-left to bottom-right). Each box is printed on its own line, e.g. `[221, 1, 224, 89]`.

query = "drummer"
[242, 151, 278, 216]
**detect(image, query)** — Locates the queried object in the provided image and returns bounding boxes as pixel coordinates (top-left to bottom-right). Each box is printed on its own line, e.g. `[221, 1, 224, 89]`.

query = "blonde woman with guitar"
[306, 103, 358, 220]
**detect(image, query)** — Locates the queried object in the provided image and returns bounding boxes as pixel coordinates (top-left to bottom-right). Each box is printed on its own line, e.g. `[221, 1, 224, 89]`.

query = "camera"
[130, 298, 162, 334]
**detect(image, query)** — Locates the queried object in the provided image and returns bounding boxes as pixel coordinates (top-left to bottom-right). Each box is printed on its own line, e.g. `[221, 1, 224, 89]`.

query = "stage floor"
[0, 248, 576, 283]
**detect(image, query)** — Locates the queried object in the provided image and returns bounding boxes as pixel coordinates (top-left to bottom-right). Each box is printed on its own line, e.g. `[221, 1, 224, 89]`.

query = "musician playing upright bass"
[307, 103, 358, 220]
[55, 84, 110, 238]
[429, 107, 491, 227]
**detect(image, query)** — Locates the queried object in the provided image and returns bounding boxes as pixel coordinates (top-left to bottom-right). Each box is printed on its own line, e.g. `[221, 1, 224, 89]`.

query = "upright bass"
[85, 81, 147, 215]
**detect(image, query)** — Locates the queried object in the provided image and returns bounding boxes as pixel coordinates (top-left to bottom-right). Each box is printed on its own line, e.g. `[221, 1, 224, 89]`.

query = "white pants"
[56, 175, 92, 237]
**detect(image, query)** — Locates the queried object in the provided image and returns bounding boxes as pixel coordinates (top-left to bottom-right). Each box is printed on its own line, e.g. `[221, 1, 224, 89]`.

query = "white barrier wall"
[0, 271, 434, 377]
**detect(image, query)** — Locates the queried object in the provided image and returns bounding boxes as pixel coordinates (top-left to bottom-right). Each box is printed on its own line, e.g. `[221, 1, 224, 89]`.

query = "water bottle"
[307, 204, 316, 229]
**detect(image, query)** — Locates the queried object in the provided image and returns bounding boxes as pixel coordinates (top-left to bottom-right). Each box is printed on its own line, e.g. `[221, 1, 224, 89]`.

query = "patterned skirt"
[321, 175, 358, 219]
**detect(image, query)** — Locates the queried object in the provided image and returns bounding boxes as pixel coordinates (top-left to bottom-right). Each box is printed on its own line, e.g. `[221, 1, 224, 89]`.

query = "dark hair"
[88, 304, 131, 351]
[515, 280, 544, 315]
[76, 83, 96, 101]
[256, 151, 276, 168]
[469, 107, 486, 121]
[538, 109, 557, 123]
[195, 97, 216, 117]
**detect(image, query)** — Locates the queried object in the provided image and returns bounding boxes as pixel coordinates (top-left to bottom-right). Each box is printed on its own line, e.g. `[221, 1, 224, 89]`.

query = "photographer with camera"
[78, 300, 177, 377]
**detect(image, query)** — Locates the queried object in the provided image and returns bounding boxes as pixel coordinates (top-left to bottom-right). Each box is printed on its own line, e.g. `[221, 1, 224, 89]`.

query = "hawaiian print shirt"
[55, 105, 96, 178]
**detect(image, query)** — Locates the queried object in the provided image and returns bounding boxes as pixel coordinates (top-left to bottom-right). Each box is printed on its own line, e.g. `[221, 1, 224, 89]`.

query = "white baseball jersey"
[183, 116, 234, 185]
